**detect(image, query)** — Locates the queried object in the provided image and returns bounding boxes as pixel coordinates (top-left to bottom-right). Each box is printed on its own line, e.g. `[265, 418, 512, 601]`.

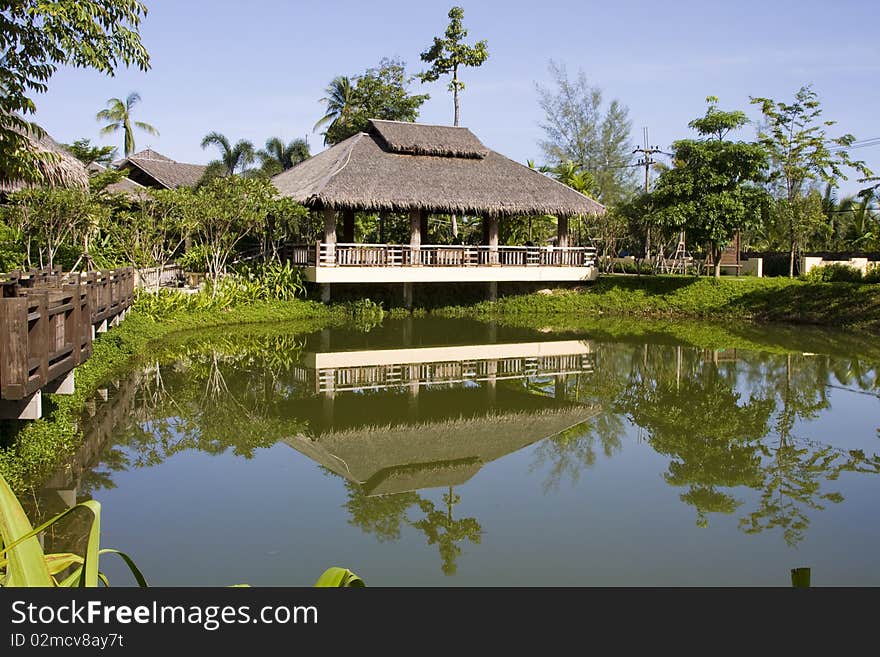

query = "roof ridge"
[368, 118, 472, 130]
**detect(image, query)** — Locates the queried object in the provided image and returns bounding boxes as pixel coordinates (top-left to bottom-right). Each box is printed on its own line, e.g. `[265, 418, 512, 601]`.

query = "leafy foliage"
[200, 132, 255, 177]
[321, 58, 429, 145]
[0, 0, 149, 185]
[802, 264, 863, 283]
[751, 86, 874, 276]
[647, 97, 768, 277]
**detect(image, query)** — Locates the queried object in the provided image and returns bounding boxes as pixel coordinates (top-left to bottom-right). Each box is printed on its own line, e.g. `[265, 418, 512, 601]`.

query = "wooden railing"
[287, 243, 597, 268]
[0, 267, 134, 405]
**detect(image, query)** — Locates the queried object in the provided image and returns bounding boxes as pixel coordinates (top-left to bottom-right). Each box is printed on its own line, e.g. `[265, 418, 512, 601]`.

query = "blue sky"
[33, 0, 880, 195]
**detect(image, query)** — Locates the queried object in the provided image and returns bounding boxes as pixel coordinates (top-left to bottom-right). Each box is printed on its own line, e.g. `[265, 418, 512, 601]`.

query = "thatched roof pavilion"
[114, 148, 207, 189]
[273, 119, 604, 218]
[0, 123, 89, 193]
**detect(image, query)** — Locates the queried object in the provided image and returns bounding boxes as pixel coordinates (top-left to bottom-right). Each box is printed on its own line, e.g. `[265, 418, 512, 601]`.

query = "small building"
[272, 119, 605, 301]
[113, 148, 207, 190]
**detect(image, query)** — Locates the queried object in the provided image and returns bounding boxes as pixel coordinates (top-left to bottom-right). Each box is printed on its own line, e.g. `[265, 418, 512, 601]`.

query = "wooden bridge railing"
[286, 243, 598, 268]
[0, 267, 134, 409]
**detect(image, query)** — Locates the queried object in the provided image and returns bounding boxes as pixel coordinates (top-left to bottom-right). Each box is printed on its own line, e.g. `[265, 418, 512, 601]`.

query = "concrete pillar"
[323, 207, 337, 264]
[0, 390, 42, 420]
[44, 370, 75, 395]
[487, 281, 498, 301]
[408, 371, 420, 422]
[342, 208, 355, 243]
[557, 215, 569, 249]
[320, 284, 331, 303]
[486, 359, 497, 407]
[403, 282, 413, 310]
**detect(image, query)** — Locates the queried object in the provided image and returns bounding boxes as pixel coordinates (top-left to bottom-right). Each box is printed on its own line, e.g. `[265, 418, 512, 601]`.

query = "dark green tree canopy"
[321, 58, 429, 145]
[0, 0, 150, 184]
[200, 131, 255, 177]
[417, 5, 488, 126]
[648, 97, 768, 276]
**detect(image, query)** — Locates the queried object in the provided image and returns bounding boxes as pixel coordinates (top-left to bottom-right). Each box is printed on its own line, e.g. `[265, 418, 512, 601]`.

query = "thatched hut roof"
[116, 148, 207, 189]
[284, 406, 600, 495]
[0, 122, 89, 193]
[272, 119, 605, 218]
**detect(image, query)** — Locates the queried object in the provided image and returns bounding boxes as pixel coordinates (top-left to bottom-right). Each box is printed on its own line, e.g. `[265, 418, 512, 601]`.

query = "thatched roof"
[88, 162, 150, 198]
[284, 406, 601, 495]
[0, 121, 89, 193]
[116, 148, 207, 189]
[272, 119, 605, 218]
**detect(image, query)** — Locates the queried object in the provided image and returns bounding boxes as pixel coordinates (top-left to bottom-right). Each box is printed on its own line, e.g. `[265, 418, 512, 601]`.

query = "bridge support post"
[320, 284, 331, 303]
[403, 282, 413, 310]
[487, 281, 497, 302]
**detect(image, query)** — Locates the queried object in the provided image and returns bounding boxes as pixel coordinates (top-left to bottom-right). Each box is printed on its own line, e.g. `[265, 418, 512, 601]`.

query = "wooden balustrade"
[287, 242, 597, 268]
[0, 267, 135, 411]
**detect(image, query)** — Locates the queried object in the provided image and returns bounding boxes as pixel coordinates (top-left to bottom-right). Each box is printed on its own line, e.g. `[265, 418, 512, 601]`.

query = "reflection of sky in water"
[40, 319, 880, 586]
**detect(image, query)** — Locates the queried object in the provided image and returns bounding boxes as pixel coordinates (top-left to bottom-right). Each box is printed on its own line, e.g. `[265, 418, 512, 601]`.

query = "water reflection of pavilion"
[285, 339, 600, 495]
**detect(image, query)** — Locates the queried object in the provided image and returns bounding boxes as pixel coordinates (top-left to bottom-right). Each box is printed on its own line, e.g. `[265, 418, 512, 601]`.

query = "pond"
[35, 316, 880, 586]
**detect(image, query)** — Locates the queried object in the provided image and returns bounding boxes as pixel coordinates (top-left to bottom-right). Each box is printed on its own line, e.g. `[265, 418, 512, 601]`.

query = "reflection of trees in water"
[550, 342, 880, 545]
[77, 335, 312, 492]
[342, 480, 482, 576]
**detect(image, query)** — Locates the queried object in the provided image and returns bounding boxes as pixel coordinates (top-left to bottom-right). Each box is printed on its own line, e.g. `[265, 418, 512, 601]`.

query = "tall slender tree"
[96, 92, 159, 157]
[750, 86, 873, 276]
[417, 6, 489, 127]
[537, 61, 637, 206]
[200, 132, 255, 176]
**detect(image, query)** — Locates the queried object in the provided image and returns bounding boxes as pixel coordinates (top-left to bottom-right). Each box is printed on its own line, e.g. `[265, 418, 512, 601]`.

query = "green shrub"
[177, 244, 212, 272]
[864, 267, 880, 284]
[803, 263, 863, 283]
[344, 298, 385, 332]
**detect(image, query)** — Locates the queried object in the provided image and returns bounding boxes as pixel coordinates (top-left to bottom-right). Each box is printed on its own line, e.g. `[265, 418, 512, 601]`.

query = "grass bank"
[436, 276, 880, 332]
[0, 299, 340, 492]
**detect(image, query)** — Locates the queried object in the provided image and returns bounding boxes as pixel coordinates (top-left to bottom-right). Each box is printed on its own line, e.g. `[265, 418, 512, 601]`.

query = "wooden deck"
[0, 267, 134, 418]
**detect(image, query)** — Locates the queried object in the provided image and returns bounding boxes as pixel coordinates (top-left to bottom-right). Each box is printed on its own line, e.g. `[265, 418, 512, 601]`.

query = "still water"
[37, 317, 880, 585]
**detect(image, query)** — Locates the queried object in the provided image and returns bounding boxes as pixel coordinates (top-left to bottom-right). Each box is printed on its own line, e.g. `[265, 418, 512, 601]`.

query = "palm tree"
[200, 131, 255, 176]
[257, 137, 310, 176]
[96, 92, 159, 158]
[313, 76, 354, 145]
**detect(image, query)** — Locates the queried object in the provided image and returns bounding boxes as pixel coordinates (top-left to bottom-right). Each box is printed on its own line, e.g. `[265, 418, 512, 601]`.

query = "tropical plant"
[2, 469, 361, 587]
[257, 137, 310, 176]
[0, 472, 146, 587]
[96, 92, 159, 158]
[318, 59, 429, 145]
[417, 5, 489, 127]
[3, 187, 96, 269]
[0, 0, 149, 186]
[200, 132, 256, 176]
[313, 75, 355, 144]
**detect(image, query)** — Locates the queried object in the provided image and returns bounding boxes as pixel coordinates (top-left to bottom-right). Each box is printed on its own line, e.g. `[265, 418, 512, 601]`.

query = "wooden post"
[342, 208, 355, 243]
[409, 208, 421, 265]
[0, 297, 29, 400]
[488, 215, 499, 265]
[62, 284, 81, 365]
[323, 207, 337, 265]
[420, 211, 429, 244]
[557, 215, 569, 249]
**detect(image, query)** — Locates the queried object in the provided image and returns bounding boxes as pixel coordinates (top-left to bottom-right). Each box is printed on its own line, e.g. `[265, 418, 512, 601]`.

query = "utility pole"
[633, 127, 662, 262]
